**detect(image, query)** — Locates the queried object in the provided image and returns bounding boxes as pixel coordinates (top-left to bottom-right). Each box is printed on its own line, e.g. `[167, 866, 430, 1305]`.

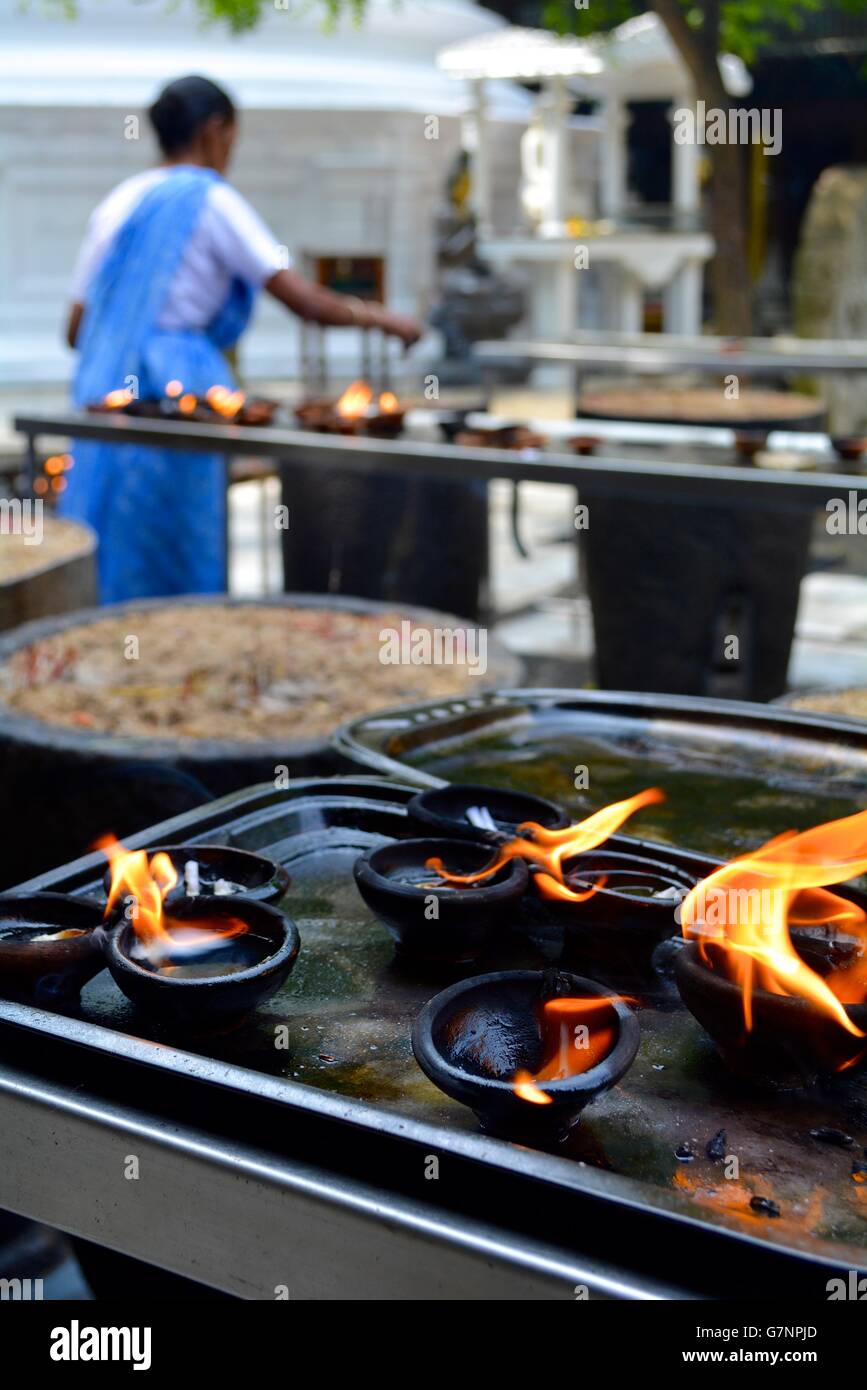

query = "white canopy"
[439, 12, 752, 99]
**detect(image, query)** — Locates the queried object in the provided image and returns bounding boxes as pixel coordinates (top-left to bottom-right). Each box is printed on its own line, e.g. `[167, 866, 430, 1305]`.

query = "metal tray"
[333, 688, 867, 860]
[5, 771, 867, 1295]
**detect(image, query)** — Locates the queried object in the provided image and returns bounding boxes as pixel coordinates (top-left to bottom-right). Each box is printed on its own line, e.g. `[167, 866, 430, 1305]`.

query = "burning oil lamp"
[407, 783, 570, 843]
[423, 787, 683, 970]
[831, 436, 867, 464]
[365, 391, 407, 439]
[546, 849, 697, 974]
[101, 843, 289, 906]
[99, 839, 299, 1030]
[674, 808, 867, 1086]
[0, 893, 105, 1005]
[568, 435, 603, 457]
[412, 969, 640, 1140]
[353, 838, 529, 964]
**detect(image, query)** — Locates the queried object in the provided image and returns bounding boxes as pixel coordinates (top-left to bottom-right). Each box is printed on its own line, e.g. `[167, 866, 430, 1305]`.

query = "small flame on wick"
[336, 380, 374, 420]
[97, 835, 248, 968]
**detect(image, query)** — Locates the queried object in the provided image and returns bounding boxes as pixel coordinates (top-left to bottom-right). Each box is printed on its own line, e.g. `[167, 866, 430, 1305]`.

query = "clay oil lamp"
[407, 783, 570, 844]
[567, 435, 603, 457]
[733, 429, 769, 461]
[332, 380, 375, 435]
[412, 968, 640, 1140]
[99, 839, 299, 1031]
[0, 893, 105, 1006]
[203, 384, 279, 427]
[353, 838, 528, 964]
[831, 436, 867, 465]
[294, 398, 338, 432]
[674, 808, 867, 1087]
[365, 391, 407, 439]
[454, 424, 546, 452]
[426, 787, 686, 972]
[102, 843, 289, 906]
[550, 848, 698, 974]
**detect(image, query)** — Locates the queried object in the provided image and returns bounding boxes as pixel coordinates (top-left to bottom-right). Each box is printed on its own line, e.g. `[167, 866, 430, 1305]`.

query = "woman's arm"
[264, 269, 422, 347]
[66, 301, 84, 349]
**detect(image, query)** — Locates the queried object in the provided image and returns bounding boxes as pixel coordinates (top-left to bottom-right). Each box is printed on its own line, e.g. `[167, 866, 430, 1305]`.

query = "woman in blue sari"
[63, 76, 421, 604]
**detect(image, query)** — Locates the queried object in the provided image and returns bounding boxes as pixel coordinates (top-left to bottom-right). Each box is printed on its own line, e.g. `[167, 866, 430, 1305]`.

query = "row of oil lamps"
[1, 783, 866, 1141]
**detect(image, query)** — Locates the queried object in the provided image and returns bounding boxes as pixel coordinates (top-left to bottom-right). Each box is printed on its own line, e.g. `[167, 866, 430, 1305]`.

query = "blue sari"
[60, 167, 254, 603]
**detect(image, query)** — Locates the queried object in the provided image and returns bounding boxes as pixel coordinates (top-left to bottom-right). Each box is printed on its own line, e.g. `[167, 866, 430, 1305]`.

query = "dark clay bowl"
[412, 969, 640, 1140]
[831, 436, 867, 463]
[354, 837, 529, 963]
[675, 940, 867, 1087]
[0, 893, 106, 1005]
[407, 783, 570, 843]
[103, 897, 300, 1032]
[102, 843, 289, 906]
[545, 850, 698, 973]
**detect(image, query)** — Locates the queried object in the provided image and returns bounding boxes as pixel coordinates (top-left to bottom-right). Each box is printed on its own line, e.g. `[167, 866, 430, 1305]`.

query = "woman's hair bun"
[149, 75, 236, 155]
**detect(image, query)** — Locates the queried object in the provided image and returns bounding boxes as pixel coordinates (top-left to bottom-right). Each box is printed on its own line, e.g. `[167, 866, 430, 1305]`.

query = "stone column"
[669, 92, 700, 223]
[529, 255, 578, 388]
[538, 75, 572, 236]
[467, 78, 493, 237]
[616, 268, 644, 333]
[599, 95, 628, 220]
[664, 260, 704, 334]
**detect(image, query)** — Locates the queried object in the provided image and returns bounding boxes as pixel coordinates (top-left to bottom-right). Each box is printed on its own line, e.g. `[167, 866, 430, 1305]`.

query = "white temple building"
[0, 0, 528, 391]
[439, 14, 752, 345]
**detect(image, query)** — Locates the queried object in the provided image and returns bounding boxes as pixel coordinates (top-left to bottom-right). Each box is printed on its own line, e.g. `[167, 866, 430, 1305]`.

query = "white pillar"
[664, 260, 704, 334]
[539, 76, 572, 236]
[529, 257, 578, 388]
[669, 93, 700, 221]
[467, 78, 493, 237]
[616, 269, 644, 333]
[599, 96, 628, 220]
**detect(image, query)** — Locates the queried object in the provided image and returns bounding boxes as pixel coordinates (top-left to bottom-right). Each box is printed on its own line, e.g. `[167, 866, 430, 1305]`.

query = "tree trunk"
[706, 136, 754, 334]
[648, 0, 754, 334]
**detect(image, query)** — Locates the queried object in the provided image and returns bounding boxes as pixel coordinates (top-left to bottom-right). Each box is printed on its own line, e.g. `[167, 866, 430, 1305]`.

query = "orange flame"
[426, 788, 664, 897]
[97, 835, 248, 967]
[103, 389, 134, 410]
[680, 808, 867, 1042]
[513, 996, 625, 1104]
[379, 391, 399, 414]
[43, 454, 73, 476]
[205, 385, 246, 419]
[178, 393, 198, 415]
[336, 380, 374, 420]
[165, 380, 183, 398]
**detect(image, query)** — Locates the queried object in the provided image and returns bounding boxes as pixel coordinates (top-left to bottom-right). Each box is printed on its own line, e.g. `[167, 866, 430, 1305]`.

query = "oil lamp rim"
[407, 783, 571, 836]
[412, 968, 640, 1098]
[0, 892, 104, 958]
[356, 837, 530, 904]
[106, 898, 300, 989]
[101, 843, 290, 903]
[562, 848, 698, 901]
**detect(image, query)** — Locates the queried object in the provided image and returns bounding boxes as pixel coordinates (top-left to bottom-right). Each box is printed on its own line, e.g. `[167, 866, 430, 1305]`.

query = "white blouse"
[70, 168, 289, 331]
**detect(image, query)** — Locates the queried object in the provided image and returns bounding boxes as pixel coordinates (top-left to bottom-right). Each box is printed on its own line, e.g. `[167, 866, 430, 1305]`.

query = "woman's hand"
[266, 270, 423, 346]
[378, 310, 423, 348]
